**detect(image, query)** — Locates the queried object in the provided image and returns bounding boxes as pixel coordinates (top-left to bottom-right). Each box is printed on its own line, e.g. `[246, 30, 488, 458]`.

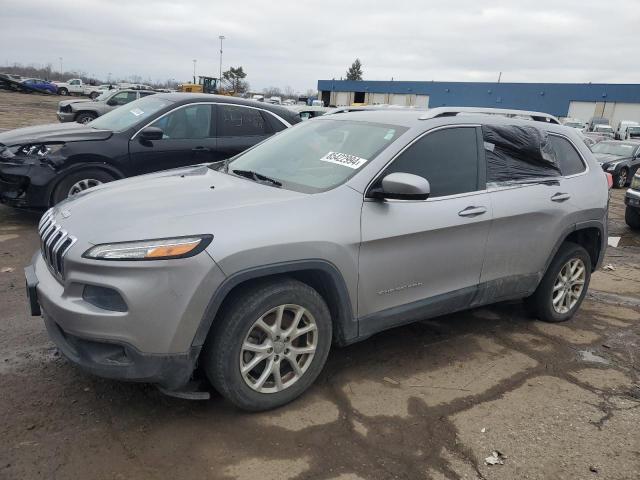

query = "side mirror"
[139, 127, 164, 141]
[369, 172, 430, 201]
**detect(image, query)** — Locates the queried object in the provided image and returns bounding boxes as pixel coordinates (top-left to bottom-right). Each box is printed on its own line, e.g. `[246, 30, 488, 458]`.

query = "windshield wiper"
[232, 169, 282, 187]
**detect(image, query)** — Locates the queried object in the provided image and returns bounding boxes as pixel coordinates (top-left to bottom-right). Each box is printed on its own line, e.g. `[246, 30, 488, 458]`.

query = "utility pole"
[193, 59, 197, 83]
[59, 57, 63, 77]
[219, 35, 225, 84]
[497, 71, 502, 83]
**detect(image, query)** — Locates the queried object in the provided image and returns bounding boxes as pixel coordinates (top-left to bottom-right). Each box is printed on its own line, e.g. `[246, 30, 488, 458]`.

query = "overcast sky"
[3, 0, 639, 91]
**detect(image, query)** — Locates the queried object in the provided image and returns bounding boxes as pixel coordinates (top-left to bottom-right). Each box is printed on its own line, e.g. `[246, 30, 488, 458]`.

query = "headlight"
[17, 143, 64, 157]
[83, 235, 212, 260]
[606, 163, 618, 171]
[631, 174, 640, 190]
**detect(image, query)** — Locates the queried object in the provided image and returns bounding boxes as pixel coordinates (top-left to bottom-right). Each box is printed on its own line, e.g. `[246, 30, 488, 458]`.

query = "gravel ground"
[0, 91, 639, 480]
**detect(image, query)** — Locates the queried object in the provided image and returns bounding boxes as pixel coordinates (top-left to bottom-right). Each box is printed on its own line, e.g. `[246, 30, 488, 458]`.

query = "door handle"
[458, 206, 487, 217]
[192, 146, 210, 152]
[551, 192, 571, 202]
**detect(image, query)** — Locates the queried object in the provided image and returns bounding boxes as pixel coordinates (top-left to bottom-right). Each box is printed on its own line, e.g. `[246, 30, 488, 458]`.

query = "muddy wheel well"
[212, 269, 354, 346]
[565, 227, 601, 270]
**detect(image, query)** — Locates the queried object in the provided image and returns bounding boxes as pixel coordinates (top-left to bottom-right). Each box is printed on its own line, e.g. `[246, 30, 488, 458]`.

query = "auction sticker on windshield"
[319, 152, 368, 169]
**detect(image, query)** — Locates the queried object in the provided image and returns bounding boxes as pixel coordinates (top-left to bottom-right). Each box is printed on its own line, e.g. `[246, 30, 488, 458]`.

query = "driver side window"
[151, 104, 213, 140]
[380, 127, 481, 198]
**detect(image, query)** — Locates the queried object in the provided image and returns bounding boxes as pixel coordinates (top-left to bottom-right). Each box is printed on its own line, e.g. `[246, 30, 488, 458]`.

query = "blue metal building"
[317, 79, 640, 121]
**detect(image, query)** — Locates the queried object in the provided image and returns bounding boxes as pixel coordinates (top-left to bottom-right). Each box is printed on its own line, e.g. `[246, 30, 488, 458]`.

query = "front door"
[129, 103, 217, 175]
[358, 126, 491, 332]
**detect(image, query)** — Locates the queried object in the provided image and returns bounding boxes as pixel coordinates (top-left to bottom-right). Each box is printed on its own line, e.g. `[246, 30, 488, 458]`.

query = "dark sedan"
[591, 140, 640, 188]
[0, 94, 300, 208]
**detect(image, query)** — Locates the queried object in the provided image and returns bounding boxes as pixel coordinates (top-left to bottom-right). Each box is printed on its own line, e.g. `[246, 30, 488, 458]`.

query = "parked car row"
[57, 89, 158, 124]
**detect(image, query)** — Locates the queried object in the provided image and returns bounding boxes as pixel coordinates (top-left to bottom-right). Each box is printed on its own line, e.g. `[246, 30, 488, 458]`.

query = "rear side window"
[218, 105, 272, 137]
[547, 135, 586, 176]
[262, 111, 288, 132]
[381, 127, 479, 198]
[483, 125, 561, 183]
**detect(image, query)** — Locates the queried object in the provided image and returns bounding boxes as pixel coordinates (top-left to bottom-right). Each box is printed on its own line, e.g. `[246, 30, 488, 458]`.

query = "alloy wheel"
[552, 258, 586, 314]
[67, 178, 102, 197]
[240, 304, 318, 393]
[618, 169, 628, 188]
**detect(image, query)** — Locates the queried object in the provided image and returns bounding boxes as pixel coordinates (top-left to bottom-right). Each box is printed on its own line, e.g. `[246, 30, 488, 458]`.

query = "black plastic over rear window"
[483, 125, 561, 183]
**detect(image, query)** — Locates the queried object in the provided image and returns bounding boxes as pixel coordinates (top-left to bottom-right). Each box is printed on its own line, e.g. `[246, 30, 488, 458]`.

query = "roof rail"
[419, 107, 561, 124]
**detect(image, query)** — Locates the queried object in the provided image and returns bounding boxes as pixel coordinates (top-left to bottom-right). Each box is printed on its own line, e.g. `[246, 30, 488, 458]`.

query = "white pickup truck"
[53, 79, 105, 98]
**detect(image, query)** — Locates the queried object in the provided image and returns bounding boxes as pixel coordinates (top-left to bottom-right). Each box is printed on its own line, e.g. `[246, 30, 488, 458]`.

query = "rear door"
[214, 104, 275, 159]
[480, 132, 587, 301]
[128, 102, 217, 174]
[358, 126, 491, 329]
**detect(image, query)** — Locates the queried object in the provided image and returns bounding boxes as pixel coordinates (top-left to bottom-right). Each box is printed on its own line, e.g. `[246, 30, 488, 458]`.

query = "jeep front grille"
[38, 209, 76, 280]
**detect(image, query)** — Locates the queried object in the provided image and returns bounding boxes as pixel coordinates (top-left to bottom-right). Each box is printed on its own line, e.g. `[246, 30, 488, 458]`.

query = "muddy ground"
[0, 91, 639, 479]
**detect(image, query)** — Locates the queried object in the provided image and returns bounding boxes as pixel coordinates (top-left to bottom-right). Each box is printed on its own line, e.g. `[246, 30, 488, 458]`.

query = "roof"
[315, 108, 580, 136]
[156, 93, 301, 124]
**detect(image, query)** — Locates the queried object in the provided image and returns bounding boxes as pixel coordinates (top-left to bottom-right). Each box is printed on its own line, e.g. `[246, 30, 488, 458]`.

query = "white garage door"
[335, 92, 350, 106]
[415, 95, 429, 108]
[567, 102, 596, 123]
[370, 93, 387, 104]
[390, 94, 407, 106]
[609, 103, 640, 128]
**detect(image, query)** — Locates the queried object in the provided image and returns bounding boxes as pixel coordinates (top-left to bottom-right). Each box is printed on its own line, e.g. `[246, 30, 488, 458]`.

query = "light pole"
[192, 59, 197, 83]
[219, 35, 225, 83]
[59, 57, 63, 77]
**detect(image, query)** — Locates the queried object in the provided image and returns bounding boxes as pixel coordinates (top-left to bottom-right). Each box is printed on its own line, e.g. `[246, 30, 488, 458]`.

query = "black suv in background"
[591, 140, 640, 188]
[0, 94, 300, 208]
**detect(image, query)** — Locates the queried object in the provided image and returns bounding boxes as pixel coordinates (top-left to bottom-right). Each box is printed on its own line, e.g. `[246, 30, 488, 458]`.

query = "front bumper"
[56, 111, 76, 123]
[625, 188, 640, 209]
[0, 161, 55, 208]
[28, 243, 226, 388]
[44, 313, 200, 389]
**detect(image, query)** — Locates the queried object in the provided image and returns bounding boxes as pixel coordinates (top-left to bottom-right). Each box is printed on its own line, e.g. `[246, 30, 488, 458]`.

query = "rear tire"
[525, 242, 591, 323]
[626, 206, 640, 230]
[75, 112, 97, 124]
[51, 168, 115, 205]
[58, 87, 68, 96]
[202, 279, 332, 411]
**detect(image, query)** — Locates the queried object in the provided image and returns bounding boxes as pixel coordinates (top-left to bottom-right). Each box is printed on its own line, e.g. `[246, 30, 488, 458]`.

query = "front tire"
[75, 112, 97, 124]
[203, 279, 332, 411]
[51, 168, 115, 205]
[615, 167, 629, 188]
[626, 206, 640, 229]
[525, 242, 591, 323]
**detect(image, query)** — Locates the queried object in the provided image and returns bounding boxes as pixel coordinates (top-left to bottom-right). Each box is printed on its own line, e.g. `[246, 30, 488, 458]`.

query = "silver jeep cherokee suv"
[26, 107, 608, 411]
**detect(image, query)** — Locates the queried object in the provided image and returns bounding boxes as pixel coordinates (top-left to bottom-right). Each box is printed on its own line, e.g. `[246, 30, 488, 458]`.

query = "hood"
[52, 165, 304, 244]
[593, 153, 626, 164]
[58, 98, 92, 108]
[0, 123, 112, 146]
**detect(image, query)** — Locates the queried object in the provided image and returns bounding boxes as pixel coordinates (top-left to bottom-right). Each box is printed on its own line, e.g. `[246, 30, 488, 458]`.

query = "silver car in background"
[26, 107, 609, 411]
[57, 89, 157, 124]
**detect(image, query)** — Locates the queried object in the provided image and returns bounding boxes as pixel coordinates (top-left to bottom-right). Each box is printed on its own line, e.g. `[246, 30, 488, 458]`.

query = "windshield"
[88, 96, 173, 132]
[221, 119, 407, 192]
[592, 142, 636, 156]
[95, 90, 113, 101]
[564, 122, 582, 128]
